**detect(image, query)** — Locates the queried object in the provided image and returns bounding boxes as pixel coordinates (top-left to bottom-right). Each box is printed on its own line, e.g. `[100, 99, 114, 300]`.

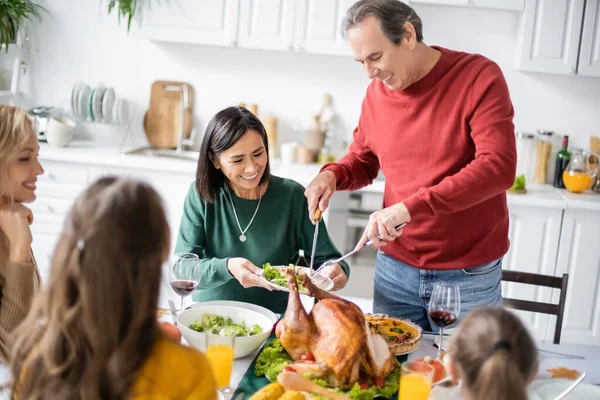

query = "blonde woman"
[448, 307, 538, 400]
[10, 177, 217, 400]
[0, 105, 43, 363]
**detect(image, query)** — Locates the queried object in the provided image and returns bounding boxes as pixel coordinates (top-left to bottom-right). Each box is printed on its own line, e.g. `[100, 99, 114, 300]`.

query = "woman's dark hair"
[341, 0, 423, 44]
[196, 106, 270, 202]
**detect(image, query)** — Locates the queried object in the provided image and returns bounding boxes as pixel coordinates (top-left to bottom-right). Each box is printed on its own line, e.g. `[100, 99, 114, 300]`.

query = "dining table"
[229, 334, 600, 400]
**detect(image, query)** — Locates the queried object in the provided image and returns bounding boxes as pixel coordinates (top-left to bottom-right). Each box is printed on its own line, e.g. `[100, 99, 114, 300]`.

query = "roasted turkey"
[275, 267, 396, 389]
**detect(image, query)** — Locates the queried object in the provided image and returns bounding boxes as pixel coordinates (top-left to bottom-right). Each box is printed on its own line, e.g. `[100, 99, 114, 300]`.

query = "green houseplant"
[106, 0, 162, 32]
[0, 0, 46, 52]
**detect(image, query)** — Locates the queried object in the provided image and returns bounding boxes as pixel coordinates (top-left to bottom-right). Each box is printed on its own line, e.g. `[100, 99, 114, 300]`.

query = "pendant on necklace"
[239, 234, 247, 242]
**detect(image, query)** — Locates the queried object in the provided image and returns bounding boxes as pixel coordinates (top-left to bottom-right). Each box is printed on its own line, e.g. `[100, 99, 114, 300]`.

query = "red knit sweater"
[323, 46, 517, 270]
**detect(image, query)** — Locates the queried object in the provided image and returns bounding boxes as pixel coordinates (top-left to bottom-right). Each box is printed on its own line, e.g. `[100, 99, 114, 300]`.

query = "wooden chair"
[501, 270, 569, 344]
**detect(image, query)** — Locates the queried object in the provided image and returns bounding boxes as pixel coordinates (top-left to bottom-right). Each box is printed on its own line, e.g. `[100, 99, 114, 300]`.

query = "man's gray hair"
[341, 0, 423, 44]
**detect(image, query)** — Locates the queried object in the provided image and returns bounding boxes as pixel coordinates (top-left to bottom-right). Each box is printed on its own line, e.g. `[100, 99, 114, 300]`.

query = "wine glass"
[169, 252, 201, 314]
[428, 283, 460, 360]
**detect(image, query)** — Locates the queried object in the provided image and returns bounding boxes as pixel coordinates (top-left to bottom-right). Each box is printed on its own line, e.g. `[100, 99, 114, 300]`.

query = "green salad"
[255, 339, 400, 400]
[263, 263, 306, 291]
[189, 313, 262, 336]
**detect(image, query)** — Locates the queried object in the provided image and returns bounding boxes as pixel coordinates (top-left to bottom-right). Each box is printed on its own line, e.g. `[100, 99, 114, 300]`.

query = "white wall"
[11, 1, 600, 151]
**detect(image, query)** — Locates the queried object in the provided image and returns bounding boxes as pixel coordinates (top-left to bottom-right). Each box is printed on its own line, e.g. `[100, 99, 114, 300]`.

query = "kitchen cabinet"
[409, 0, 524, 11]
[502, 204, 563, 342]
[554, 208, 600, 345]
[237, 0, 296, 51]
[133, 0, 240, 47]
[515, 0, 600, 78]
[578, 0, 600, 77]
[293, 0, 357, 56]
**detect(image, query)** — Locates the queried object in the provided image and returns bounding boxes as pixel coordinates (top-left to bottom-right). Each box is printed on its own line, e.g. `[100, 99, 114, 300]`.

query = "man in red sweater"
[305, 0, 516, 330]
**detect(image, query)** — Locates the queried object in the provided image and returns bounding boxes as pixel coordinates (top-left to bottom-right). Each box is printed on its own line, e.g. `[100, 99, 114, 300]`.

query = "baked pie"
[364, 314, 422, 355]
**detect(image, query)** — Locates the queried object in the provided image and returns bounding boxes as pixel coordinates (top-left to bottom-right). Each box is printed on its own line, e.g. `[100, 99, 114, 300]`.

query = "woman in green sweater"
[175, 106, 349, 313]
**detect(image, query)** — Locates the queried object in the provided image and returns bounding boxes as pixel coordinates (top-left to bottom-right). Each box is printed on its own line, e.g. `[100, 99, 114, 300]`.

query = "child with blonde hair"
[448, 307, 538, 400]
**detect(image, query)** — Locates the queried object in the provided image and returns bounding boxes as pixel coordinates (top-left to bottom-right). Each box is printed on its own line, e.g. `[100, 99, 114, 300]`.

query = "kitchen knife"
[309, 209, 322, 272]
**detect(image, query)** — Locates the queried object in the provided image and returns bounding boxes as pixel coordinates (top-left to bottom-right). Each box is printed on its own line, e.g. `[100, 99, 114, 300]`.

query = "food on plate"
[417, 355, 448, 383]
[158, 321, 182, 343]
[255, 266, 402, 400]
[277, 390, 305, 400]
[249, 383, 286, 400]
[547, 367, 581, 380]
[263, 263, 306, 290]
[364, 314, 422, 355]
[188, 313, 262, 336]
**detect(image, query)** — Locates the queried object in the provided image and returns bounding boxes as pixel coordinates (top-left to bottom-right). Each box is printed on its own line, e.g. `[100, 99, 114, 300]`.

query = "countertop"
[38, 143, 600, 210]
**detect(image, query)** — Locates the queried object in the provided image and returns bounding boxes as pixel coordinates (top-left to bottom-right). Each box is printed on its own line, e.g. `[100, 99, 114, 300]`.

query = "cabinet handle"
[45, 172, 55, 180]
[45, 204, 55, 213]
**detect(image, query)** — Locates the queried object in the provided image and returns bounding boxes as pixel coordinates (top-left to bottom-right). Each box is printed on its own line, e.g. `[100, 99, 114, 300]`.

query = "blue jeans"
[373, 250, 503, 331]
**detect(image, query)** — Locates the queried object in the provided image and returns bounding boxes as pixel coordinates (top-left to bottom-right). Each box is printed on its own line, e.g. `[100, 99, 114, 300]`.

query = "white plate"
[528, 379, 600, 400]
[261, 266, 334, 295]
[71, 81, 82, 117]
[77, 84, 91, 121]
[101, 88, 115, 123]
[92, 85, 106, 122]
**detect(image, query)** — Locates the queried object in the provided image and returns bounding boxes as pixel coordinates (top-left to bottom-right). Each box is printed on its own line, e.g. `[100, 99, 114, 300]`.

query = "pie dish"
[364, 313, 422, 355]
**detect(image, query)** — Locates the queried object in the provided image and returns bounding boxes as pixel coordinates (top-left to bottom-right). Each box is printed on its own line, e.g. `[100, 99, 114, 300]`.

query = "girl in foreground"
[448, 306, 538, 400]
[10, 177, 217, 399]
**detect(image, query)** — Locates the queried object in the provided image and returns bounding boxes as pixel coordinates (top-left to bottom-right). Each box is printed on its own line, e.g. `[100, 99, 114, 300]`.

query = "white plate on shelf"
[77, 84, 91, 121]
[101, 88, 115, 123]
[261, 266, 334, 295]
[71, 81, 82, 117]
[528, 379, 600, 400]
[92, 85, 106, 122]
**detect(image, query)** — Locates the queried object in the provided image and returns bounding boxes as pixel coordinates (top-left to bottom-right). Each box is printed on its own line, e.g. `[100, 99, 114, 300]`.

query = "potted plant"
[105, 0, 161, 32]
[0, 0, 46, 52]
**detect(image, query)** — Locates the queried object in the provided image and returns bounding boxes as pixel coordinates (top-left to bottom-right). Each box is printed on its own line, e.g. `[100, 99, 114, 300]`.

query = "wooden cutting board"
[144, 80, 194, 149]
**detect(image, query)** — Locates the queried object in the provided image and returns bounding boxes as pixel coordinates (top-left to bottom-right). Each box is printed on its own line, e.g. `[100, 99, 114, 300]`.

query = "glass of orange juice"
[205, 332, 236, 394]
[398, 360, 434, 400]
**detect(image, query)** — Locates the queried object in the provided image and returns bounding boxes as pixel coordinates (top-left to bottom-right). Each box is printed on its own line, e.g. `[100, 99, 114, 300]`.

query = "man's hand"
[304, 170, 337, 224]
[355, 202, 410, 250]
[0, 203, 33, 263]
[318, 263, 348, 291]
[227, 258, 273, 290]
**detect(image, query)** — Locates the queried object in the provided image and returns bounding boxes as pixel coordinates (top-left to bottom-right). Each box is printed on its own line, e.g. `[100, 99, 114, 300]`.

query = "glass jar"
[515, 132, 535, 183]
[533, 130, 554, 184]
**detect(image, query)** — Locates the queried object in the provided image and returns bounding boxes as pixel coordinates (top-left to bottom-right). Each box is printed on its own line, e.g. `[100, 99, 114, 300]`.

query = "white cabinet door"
[293, 0, 357, 56]
[578, 0, 600, 77]
[515, 0, 585, 75]
[554, 209, 600, 345]
[134, 0, 240, 47]
[237, 0, 296, 51]
[502, 205, 563, 342]
[410, 0, 524, 10]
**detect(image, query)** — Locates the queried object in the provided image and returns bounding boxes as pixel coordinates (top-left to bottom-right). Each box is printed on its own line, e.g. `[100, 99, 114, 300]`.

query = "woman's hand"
[227, 258, 273, 290]
[355, 202, 410, 250]
[319, 263, 348, 291]
[0, 203, 33, 263]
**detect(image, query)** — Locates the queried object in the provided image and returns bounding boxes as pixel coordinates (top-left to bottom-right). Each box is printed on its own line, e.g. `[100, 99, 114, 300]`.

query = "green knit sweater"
[175, 175, 349, 314]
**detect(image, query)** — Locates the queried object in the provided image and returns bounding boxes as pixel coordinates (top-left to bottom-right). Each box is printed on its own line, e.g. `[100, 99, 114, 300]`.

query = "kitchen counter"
[38, 142, 600, 210]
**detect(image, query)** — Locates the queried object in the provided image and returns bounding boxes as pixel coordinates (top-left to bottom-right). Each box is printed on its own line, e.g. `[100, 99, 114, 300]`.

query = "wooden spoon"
[277, 371, 352, 400]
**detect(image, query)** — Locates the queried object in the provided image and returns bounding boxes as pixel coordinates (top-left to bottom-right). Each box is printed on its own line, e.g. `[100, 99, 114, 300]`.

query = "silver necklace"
[226, 185, 263, 242]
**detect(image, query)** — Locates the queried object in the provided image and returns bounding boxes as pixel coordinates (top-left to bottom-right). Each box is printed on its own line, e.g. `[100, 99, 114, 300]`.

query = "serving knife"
[308, 209, 322, 274]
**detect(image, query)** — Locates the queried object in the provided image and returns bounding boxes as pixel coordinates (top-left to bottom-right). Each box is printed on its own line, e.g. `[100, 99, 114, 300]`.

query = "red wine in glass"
[169, 253, 201, 314]
[429, 310, 457, 329]
[171, 280, 198, 297]
[429, 283, 460, 360]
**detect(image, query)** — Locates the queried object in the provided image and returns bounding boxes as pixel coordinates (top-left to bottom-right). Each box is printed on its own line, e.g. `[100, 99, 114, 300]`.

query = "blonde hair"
[10, 177, 170, 399]
[449, 307, 538, 400]
[0, 105, 33, 201]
